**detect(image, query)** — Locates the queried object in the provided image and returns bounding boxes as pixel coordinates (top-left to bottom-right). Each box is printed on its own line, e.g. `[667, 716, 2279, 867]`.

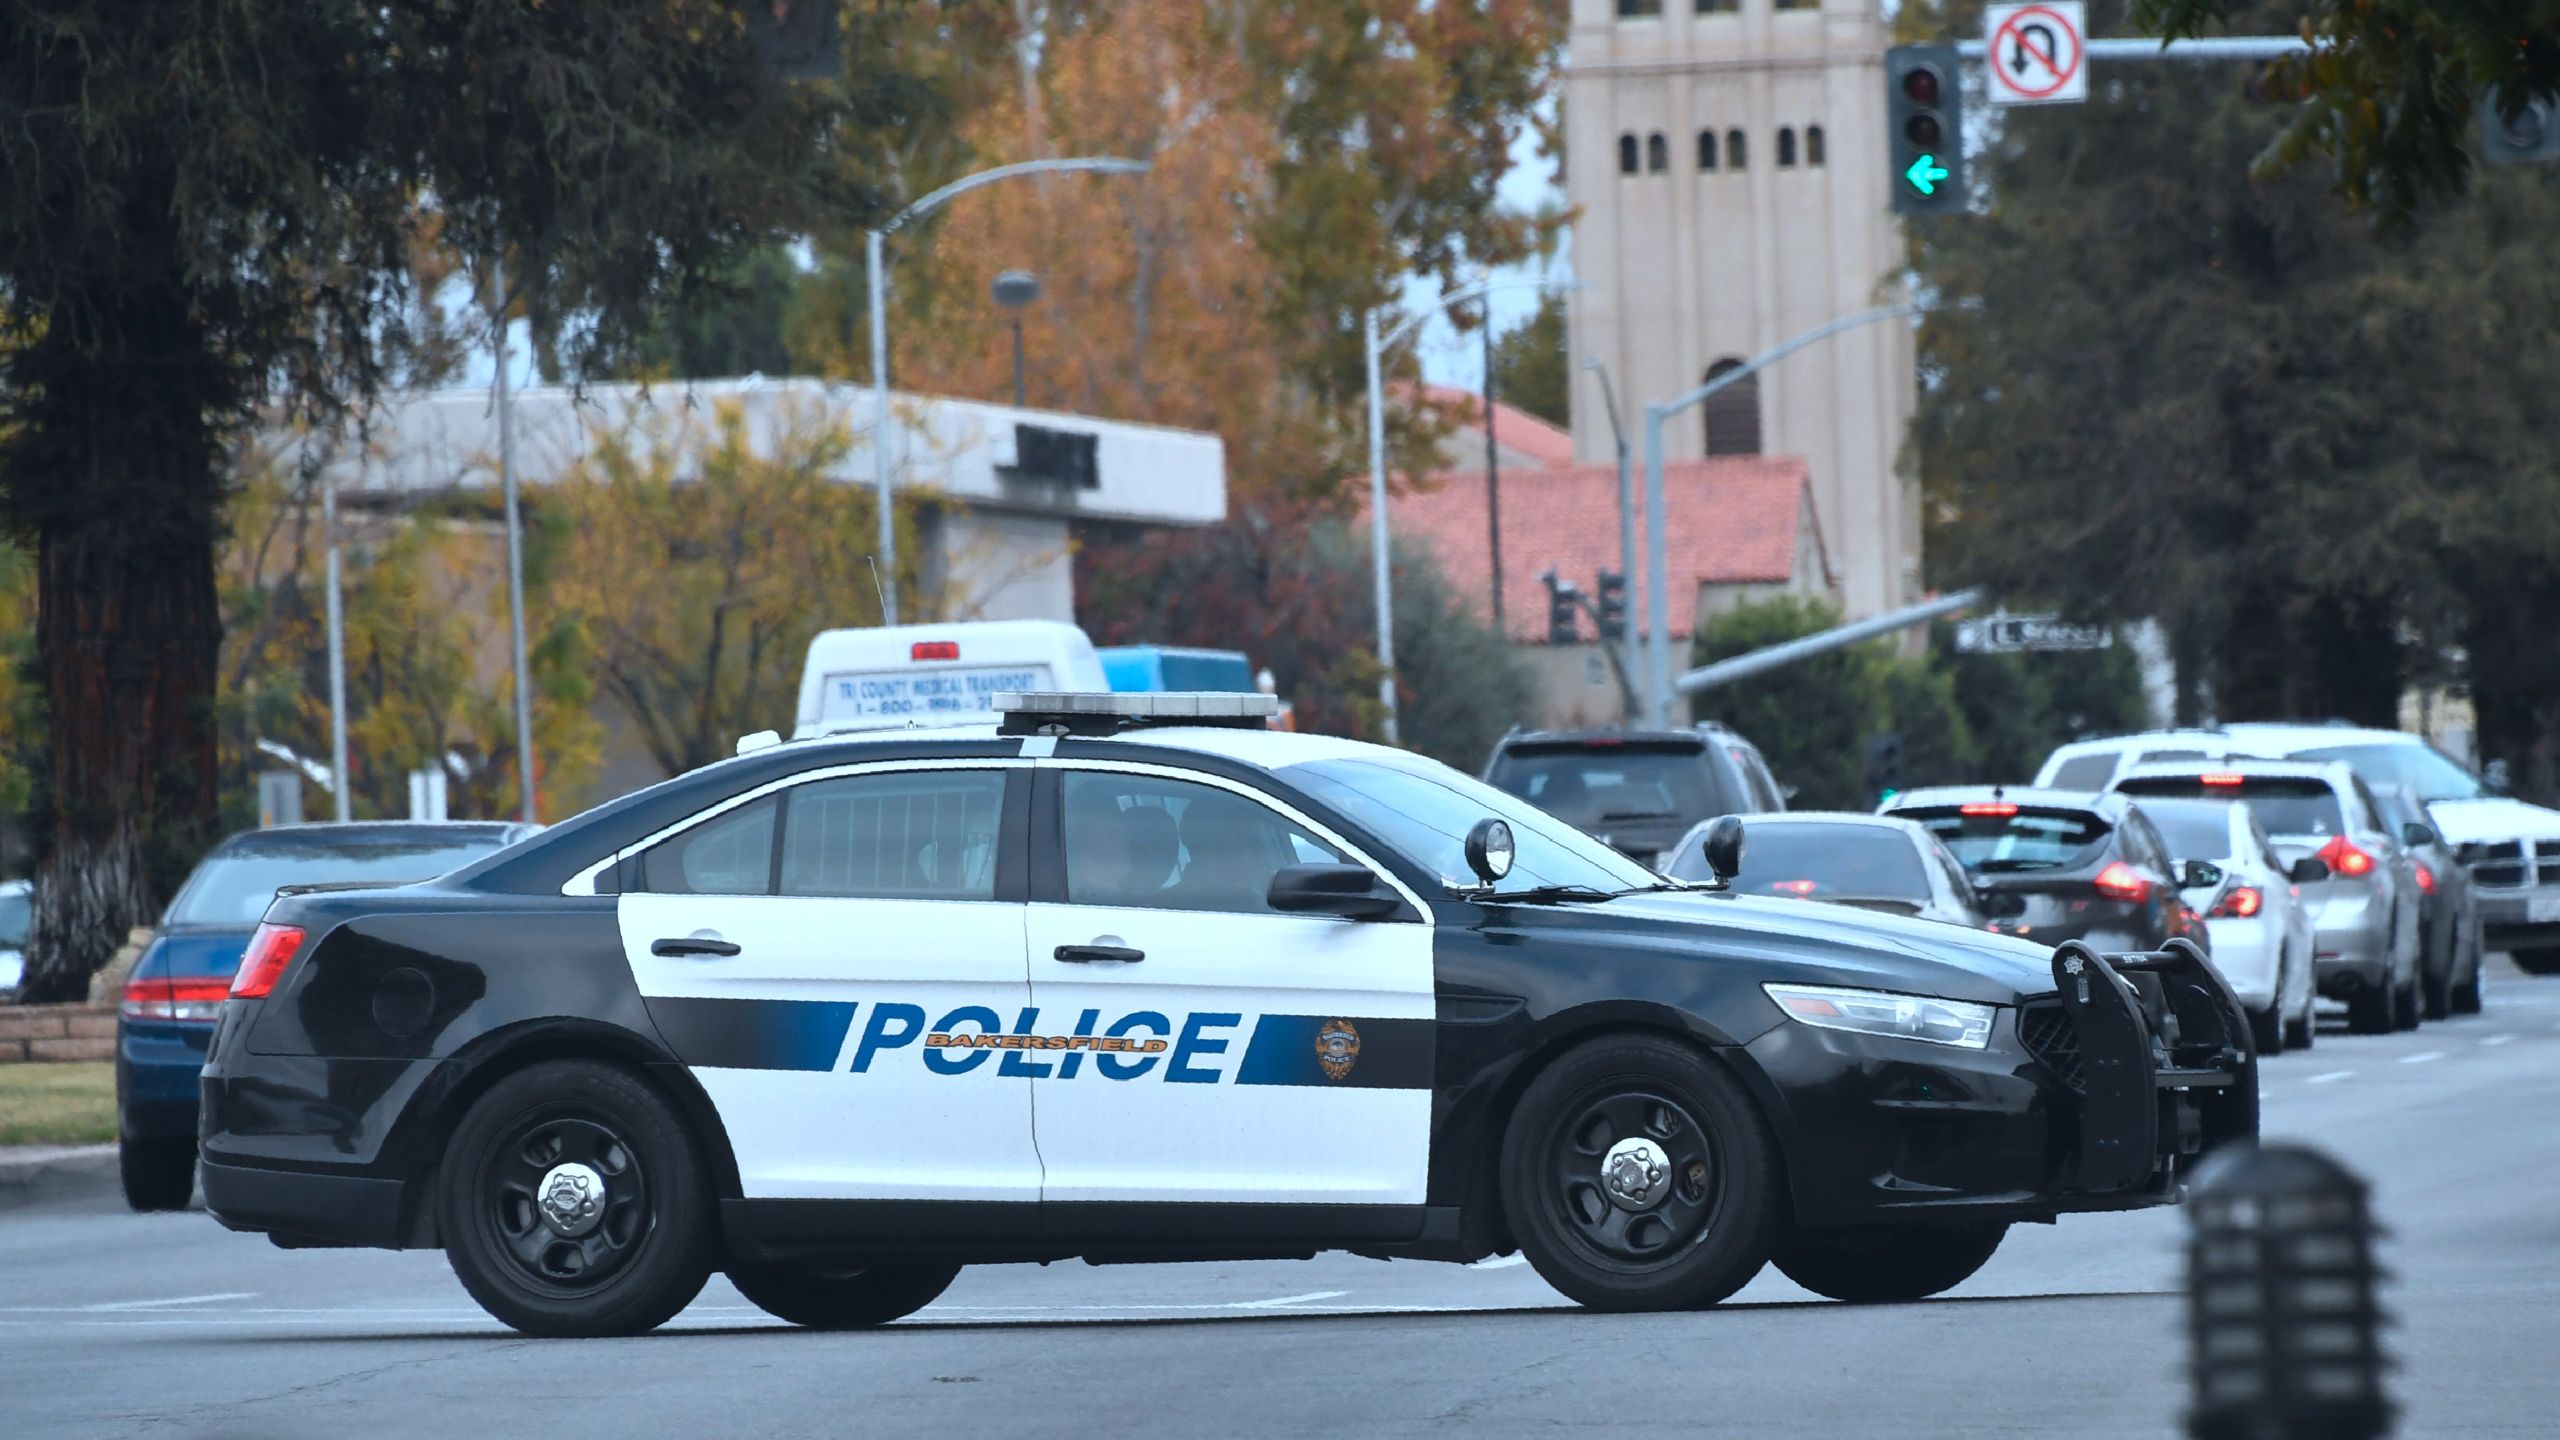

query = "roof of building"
[1386, 456, 1824, 642]
[1418, 384, 1578, 471]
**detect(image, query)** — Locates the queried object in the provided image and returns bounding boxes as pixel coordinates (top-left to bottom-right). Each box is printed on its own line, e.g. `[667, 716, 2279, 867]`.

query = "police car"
[197, 693, 2258, 1336]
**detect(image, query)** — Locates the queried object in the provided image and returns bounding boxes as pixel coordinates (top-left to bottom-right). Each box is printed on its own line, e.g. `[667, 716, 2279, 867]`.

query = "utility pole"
[1482, 299, 1504, 634]
[492, 258, 537, 824]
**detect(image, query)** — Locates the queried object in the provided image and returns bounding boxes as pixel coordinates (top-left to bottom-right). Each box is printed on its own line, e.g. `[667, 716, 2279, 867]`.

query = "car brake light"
[2093, 861, 2153, 903]
[229, 924, 306, 999]
[1960, 802, 2018, 817]
[2316, 835, 2376, 878]
[2200, 772, 2245, 787]
[1769, 879, 1818, 895]
[909, 640, 960, 661]
[119, 976, 236, 1023]
[2209, 886, 2263, 919]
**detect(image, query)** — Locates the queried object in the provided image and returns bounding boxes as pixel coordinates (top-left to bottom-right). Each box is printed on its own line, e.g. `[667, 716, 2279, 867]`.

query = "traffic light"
[1863, 730, 1905, 801]
[1540, 569, 1580, 645]
[1595, 569, 1628, 642]
[2480, 86, 2560, 165]
[1888, 45, 1966, 216]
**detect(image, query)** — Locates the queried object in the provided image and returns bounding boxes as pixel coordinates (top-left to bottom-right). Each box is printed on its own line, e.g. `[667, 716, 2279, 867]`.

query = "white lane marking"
[2399, 1051, 2445, 1065]
[2482, 1034, 2515, 1047]
[1230, 1290, 1349, 1310]
[1468, 1253, 1529, 1270]
[80, 1292, 257, 1312]
[2306, 1070, 2356, 1085]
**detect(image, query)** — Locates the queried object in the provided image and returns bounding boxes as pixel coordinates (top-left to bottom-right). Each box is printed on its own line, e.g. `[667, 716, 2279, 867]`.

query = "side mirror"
[2400, 820, 2440, 850]
[1463, 818, 1515, 885]
[1267, 865, 1403, 920]
[2288, 856, 2331, 885]
[1975, 886, 2027, 919]
[2178, 859, 2224, 891]
[1700, 815, 1745, 885]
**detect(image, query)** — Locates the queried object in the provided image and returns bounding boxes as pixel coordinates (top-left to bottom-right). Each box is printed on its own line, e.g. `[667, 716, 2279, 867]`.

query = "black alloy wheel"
[728, 1262, 963, 1329]
[1499, 1034, 1782, 1312]
[439, 1060, 713, 1338]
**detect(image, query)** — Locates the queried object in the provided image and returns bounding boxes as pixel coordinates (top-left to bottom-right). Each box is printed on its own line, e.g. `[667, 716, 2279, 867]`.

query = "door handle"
[651, 937, 742, 958]
[1054, 943, 1144, 964]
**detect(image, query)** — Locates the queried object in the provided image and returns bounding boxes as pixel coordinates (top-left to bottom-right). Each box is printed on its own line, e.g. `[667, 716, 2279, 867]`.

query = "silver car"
[2137, 796, 2322, 1053]
[1662, 812, 1994, 928]
[2109, 759, 2424, 1034]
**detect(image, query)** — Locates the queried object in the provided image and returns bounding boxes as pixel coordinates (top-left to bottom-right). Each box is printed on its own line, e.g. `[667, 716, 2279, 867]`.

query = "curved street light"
[864, 156, 1152, 624]
[1364, 274, 1581, 745]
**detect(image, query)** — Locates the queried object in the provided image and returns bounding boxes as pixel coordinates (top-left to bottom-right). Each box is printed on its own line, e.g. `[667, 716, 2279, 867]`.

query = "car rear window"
[1901, 806, 2113, 873]
[164, 835, 515, 927]
[2044, 753, 2119, 791]
[1485, 743, 1738, 830]
[1668, 823, 1928, 900]
[2133, 798, 2236, 859]
[2112, 777, 2347, 838]
[0, 888, 26, 949]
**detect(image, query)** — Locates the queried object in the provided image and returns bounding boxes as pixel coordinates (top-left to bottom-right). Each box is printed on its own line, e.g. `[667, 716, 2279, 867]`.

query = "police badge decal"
[1314, 1018, 1361, 1081]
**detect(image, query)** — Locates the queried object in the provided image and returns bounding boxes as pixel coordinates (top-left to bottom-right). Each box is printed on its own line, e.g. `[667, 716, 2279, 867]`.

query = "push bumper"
[2044, 937, 2258, 1198]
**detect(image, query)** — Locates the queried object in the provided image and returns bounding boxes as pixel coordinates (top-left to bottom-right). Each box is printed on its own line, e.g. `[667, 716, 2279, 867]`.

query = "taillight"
[119, 976, 235, 1023]
[2209, 886, 2264, 919]
[2200, 772, 2245, 787]
[1769, 879, 1818, 895]
[2093, 861, 2154, 903]
[2316, 835, 2376, 879]
[909, 640, 960, 661]
[229, 924, 306, 999]
[1960, 802, 2018, 817]
[2414, 862, 2437, 895]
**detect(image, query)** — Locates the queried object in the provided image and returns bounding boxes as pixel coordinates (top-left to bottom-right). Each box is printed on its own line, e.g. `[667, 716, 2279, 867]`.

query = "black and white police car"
[198, 693, 2258, 1336]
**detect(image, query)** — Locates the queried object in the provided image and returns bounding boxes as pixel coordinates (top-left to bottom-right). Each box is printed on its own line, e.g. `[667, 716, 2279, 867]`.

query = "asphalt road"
[8, 963, 2559, 1440]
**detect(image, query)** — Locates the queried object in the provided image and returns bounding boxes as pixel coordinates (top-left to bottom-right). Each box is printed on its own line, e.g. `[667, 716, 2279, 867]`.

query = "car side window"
[779, 770, 1006, 900]
[1061, 770, 1347, 915]
[640, 794, 780, 895]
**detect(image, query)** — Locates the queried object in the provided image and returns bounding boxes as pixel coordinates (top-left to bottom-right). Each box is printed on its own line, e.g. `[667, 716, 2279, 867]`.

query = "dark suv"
[1483, 723, 1786, 869]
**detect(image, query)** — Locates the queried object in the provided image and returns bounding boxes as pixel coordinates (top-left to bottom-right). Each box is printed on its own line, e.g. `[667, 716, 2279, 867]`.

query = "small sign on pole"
[1955, 614, 2112, 654]
[1985, 2, 2088, 107]
[257, 771, 304, 828]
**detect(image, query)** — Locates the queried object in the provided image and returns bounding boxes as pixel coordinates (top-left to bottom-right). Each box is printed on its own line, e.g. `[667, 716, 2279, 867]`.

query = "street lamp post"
[1638, 301, 1928, 725]
[864, 156, 1150, 626]
[1582, 356, 1636, 722]
[1363, 275, 1581, 745]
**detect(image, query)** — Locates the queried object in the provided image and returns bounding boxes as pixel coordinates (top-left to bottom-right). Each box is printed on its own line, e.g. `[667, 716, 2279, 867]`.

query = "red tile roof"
[1386, 457, 1824, 642]
[1418, 384, 1578, 470]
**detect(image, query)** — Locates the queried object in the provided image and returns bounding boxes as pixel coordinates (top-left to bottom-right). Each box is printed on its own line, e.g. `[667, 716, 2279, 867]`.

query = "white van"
[791, 620, 1109, 737]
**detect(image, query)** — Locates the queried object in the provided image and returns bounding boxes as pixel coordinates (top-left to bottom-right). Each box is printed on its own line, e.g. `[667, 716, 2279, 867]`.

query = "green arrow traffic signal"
[1904, 153, 1951, 195]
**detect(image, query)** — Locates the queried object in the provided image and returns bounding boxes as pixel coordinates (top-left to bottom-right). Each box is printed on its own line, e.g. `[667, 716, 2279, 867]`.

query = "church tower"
[1564, 0, 1920, 619]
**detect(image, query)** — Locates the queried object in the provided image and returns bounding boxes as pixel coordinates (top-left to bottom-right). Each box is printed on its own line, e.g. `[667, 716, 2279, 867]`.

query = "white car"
[0, 878, 27, 994]
[2041, 723, 2560, 973]
[2135, 797, 2319, 1052]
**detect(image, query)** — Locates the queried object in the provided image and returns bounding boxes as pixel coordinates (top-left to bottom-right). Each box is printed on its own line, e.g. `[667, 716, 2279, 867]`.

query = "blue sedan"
[116, 821, 534, 1210]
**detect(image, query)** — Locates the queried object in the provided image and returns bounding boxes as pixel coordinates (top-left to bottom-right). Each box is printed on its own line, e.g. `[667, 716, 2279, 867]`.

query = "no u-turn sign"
[1985, 2, 2087, 107]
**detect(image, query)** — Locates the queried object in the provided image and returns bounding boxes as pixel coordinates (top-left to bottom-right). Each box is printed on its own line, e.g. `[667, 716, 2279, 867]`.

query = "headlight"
[1761, 983, 1995, 1050]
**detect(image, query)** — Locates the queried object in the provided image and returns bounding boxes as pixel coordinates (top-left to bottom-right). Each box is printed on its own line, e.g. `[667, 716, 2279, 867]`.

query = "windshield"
[1484, 743, 1735, 830]
[2113, 777, 2347, 839]
[163, 836, 508, 928]
[1666, 822, 1929, 900]
[1900, 807, 2112, 873]
[2135, 799, 2236, 860]
[1286, 757, 1660, 893]
[2289, 742, 2487, 803]
[0, 888, 26, 949]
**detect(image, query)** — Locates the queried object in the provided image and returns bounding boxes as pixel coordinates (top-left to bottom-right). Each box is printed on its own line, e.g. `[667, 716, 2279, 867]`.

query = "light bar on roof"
[995, 691, 1279, 720]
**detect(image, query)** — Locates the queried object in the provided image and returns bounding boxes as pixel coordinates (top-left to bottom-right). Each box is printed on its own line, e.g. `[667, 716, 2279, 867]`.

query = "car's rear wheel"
[2451, 965, 2484, 1015]
[1774, 1222, 2009, 1303]
[2345, 985, 2393, 1035]
[2284, 1004, 2314, 1050]
[2248, 1006, 2284, 1056]
[2422, 964, 2452, 1022]
[727, 1262, 961, 1329]
[2511, 946, 2560, 977]
[438, 1060, 713, 1338]
[1498, 1034, 1782, 1313]
[2391, 976, 2422, 1031]
[118, 1135, 196, 1212]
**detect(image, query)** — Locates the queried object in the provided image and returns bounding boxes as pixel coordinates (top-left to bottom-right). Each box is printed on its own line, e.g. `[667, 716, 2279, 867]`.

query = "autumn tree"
[1489, 292, 1572, 429]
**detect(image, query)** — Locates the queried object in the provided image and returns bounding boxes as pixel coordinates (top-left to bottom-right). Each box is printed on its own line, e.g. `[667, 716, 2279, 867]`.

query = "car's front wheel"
[2248, 1006, 2284, 1056]
[1774, 1222, 2010, 1303]
[728, 1262, 961, 1329]
[118, 1135, 196, 1212]
[437, 1060, 714, 1338]
[1498, 1034, 1782, 1313]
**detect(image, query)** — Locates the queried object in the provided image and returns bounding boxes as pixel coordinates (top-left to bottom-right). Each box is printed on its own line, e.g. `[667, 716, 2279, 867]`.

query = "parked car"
[1877, 787, 2210, 953]
[1661, 812, 1993, 929]
[2369, 782, 2484, 1018]
[0, 877, 28, 996]
[1483, 723, 1786, 869]
[2105, 760, 2424, 1035]
[115, 821, 537, 1211]
[2135, 796, 2321, 1053]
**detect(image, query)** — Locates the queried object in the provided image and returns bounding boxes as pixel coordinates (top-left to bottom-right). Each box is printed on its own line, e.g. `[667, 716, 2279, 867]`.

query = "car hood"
[135, 928, 256, 981]
[1523, 890, 2058, 1006]
[2423, 797, 2560, 846]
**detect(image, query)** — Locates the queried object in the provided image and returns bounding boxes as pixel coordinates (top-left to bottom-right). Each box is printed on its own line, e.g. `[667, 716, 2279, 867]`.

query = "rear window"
[2045, 753, 2119, 791]
[1667, 822, 1928, 900]
[2291, 743, 2487, 803]
[1901, 807, 2112, 873]
[0, 888, 26, 949]
[2112, 777, 2346, 838]
[1486, 743, 1739, 831]
[2134, 799, 2236, 859]
[164, 835, 513, 927]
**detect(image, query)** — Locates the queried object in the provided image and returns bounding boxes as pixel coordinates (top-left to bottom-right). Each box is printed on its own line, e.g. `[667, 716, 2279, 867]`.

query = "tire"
[1774, 1222, 2009, 1304]
[118, 1135, 196, 1212]
[2284, 1004, 2314, 1051]
[728, 1262, 961, 1329]
[2513, 947, 2560, 977]
[2345, 985, 2393, 1035]
[1498, 1033, 1783, 1313]
[2391, 976, 2422, 1031]
[437, 1060, 715, 1338]
[2422, 963, 2452, 1022]
[2451, 966, 2483, 1016]
[2248, 1005, 2284, 1056]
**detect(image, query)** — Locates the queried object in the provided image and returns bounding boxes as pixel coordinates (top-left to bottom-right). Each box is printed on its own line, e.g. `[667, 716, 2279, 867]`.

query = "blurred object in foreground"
[2186, 1142, 2393, 1440]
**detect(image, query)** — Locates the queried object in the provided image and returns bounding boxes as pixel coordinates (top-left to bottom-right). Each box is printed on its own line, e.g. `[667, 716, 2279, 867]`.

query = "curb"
[0, 1143, 117, 1207]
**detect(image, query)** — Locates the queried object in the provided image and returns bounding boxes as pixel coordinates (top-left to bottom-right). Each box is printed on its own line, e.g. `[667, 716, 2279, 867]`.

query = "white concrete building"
[1564, 0, 1919, 619]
